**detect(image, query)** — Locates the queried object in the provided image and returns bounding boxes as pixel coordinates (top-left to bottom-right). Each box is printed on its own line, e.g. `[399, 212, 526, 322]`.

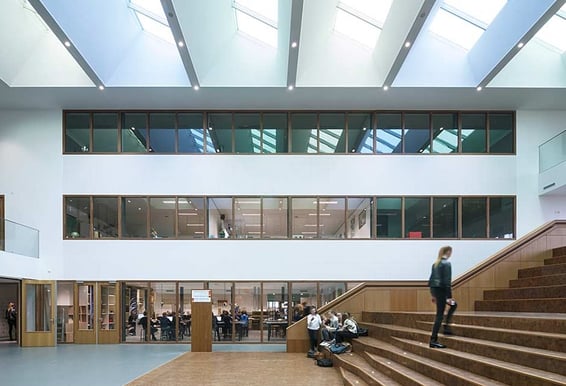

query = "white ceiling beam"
[28, 0, 104, 89]
[161, 0, 200, 88]
[286, 0, 304, 88]
[382, 0, 437, 88]
[472, 0, 566, 88]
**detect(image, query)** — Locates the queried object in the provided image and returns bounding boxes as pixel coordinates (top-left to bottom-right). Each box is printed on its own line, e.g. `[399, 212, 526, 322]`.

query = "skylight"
[334, 0, 393, 48]
[233, 0, 278, 48]
[535, 5, 566, 52]
[129, 0, 174, 44]
[429, 0, 507, 50]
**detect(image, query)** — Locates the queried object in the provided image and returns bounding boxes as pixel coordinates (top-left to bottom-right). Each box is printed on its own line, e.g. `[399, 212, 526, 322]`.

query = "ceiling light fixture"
[517, 42, 524, 48]
[291, 41, 298, 48]
[193, 85, 199, 90]
[288, 85, 294, 90]
[178, 41, 184, 47]
[98, 85, 105, 90]
[383, 85, 389, 91]
[404, 41, 411, 48]
[64, 41, 71, 47]
[476, 86, 482, 91]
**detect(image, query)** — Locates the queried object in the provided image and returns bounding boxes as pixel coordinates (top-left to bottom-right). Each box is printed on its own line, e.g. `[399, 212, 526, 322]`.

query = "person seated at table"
[335, 312, 357, 344]
[212, 313, 220, 341]
[321, 311, 340, 342]
[221, 310, 232, 340]
[160, 312, 173, 340]
[139, 311, 157, 341]
[292, 304, 303, 322]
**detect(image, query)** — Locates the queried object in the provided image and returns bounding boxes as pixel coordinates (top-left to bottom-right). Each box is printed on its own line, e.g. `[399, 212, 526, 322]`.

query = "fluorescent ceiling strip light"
[187, 224, 204, 226]
[241, 213, 261, 216]
[178, 213, 198, 216]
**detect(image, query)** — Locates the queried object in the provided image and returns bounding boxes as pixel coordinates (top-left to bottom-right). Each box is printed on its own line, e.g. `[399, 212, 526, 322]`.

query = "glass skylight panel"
[233, 0, 278, 47]
[129, 0, 174, 44]
[335, 9, 381, 48]
[135, 13, 175, 44]
[535, 14, 566, 52]
[443, 0, 506, 25]
[429, 8, 483, 50]
[130, 0, 167, 19]
[339, 0, 393, 25]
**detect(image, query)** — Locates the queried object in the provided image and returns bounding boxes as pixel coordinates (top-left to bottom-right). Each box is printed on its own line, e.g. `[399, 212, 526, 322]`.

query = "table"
[264, 320, 288, 341]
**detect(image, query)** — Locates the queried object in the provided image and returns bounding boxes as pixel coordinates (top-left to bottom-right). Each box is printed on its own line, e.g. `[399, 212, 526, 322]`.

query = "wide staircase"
[332, 246, 566, 385]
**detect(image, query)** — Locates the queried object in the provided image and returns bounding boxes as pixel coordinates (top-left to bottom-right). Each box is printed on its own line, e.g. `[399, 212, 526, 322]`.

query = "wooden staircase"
[331, 246, 566, 385]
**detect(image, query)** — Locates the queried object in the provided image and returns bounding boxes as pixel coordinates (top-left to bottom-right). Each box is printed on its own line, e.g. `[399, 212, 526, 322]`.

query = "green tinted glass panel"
[178, 113, 206, 153]
[462, 113, 486, 153]
[122, 113, 147, 152]
[149, 113, 176, 153]
[376, 198, 402, 238]
[432, 197, 458, 238]
[262, 114, 288, 153]
[405, 197, 430, 238]
[489, 197, 514, 239]
[432, 113, 458, 153]
[404, 113, 430, 153]
[489, 113, 514, 153]
[291, 114, 317, 153]
[234, 113, 260, 154]
[348, 113, 373, 153]
[208, 114, 232, 153]
[93, 113, 118, 152]
[376, 113, 402, 153]
[319, 114, 346, 153]
[65, 113, 90, 152]
[462, 197, 486, 238]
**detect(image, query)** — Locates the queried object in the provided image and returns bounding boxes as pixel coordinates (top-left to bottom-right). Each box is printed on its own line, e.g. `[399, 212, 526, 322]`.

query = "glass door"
[98, 282, 120, 344]
[56, 282, 74, 343]
[209, 282, 234, 342]
[21, 280, 56, 347]
[74, 282, 96, 343]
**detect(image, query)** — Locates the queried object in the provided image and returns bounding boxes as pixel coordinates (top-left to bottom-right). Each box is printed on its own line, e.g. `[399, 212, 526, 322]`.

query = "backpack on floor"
[329, 343, 348, 354]
[356, 327, 369, 337]
[316, 358, 333, 367]
[307, 349, 317, 358]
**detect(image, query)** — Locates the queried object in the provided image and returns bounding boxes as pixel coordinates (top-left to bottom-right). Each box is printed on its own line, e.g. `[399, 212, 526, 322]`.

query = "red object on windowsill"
[408, 231, 422, 239]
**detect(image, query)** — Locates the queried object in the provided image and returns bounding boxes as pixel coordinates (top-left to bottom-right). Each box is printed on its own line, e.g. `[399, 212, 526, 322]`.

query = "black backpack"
[316, 358, 333, 367]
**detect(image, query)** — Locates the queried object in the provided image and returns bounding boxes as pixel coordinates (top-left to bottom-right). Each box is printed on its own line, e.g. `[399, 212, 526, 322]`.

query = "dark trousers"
[8, 320, 16, 340]
[321, 328, 335, 341]
[336, 330, 357, 344]
[430, 287, 457, 342]
[307, 328, 319, 351]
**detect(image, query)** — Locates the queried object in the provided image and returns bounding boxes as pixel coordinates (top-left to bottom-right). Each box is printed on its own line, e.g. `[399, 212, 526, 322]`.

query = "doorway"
[0, 278, 19, 343]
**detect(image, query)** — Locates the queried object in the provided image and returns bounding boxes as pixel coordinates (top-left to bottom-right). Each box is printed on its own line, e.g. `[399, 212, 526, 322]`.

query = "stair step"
[483, 285, 566, 300]
[475, 298, 566, 313]
[333, 352, 401, 386]
[362, 322, 566, 375]
[353, 337, 505, 386]
[393, 337, 566, 386]
[363, 311, 566, 334]
[518, 263, 566, 278]
[340, 367, 370, 386]
[552, 246, 566, 257]
[362, 351, 444, 386]
[545, 256, 566, 265]
[509, 273, 566, 288]
[414, 320, 566, 353]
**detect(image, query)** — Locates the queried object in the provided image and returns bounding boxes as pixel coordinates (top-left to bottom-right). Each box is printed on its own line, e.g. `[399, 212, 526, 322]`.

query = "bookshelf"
[100, 284, 116, 330]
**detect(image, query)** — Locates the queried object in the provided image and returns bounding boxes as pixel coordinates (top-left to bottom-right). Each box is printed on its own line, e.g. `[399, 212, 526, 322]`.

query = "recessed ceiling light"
[404, 41, 411, 48]
[383, 85, 389, 91]
[362, 127, 367, 131]
[193, 85, 199, 90]
[208, 127, 213, 130]
[291, 41, 298, 48]
[98, 85, 105, 90]
[476, 86, 482, 91]
[517, 42, 524, 48]
[178, 41, 184, 47]
[288, 85, 294, 90]
[64, 41, 71, 47]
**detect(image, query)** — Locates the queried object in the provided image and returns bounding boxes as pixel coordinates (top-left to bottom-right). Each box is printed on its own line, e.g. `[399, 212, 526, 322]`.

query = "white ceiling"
[0, 0, 565, 110]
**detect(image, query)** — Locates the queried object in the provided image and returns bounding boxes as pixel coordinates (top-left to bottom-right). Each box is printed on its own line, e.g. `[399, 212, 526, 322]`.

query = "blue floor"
[0, 342, 285, 386]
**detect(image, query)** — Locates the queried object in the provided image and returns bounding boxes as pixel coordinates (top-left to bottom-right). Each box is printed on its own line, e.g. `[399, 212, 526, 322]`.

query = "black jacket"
[428, 259, 452, 298]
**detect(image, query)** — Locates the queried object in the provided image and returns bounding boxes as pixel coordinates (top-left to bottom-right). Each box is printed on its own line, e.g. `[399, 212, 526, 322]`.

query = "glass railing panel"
[1, 219, 39, 258]
[540, 130, 566, 172]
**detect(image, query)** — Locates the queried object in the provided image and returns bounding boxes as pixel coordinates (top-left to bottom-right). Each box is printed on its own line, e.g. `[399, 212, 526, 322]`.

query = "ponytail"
[434, 246, 453, 267]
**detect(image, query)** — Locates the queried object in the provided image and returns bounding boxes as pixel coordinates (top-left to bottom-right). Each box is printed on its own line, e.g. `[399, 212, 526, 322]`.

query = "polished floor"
[0, 342, 286, 386]
[128, 352, 342, 386]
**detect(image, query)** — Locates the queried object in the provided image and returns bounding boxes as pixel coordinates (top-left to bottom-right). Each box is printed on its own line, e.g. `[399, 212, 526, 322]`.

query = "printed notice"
[192, 289, 212, 303]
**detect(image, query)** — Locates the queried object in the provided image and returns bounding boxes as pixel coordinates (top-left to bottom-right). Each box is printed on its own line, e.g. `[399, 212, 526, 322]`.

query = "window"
[291, 114, 317, 153]
[376, 197, 402, 238]
[178, 197, 205, 239]
[346, 197, 372, 239]
[121, 197, 148, 238]
[489, 197, 514, 239]
[405, 197, 431, 238]
[65, 197, 90, 239]
[233, 0, 278, 47]
[263, 282, 288, 341]
[234, 197, 261, 238]
[122, 113, 148, 152]
[320, 282, 345, 305]
[149, 113, 176, 153]
[65, 113, 90, 152]
[404, 113, 430, 153]
[234, 113, 261, 154]
[207, 198, 232, 238]
[376, 113, 402, 153]
[462, 197, 487, 238]
[319, 197, 346, 239]
[150, 197, 175, 238]
[489, 113, 514, 153]
[178, 113, 207, 153]
[334, 0, 393, 48]
[429, 0, 507, 50]
[348, 113, 373, 153]
[262, 113, 288, 153]
[93, 113, 118, 153]
[432, 113, 458, 153]
[262, 197, 288, 239]
[291, 198, 318, 239]
[535, 5, 566, 52]
[93, 197, 118, 238]
[319, 114, 346, 154]
[129, 0, 174, 44]
[433, 197, 458, 238]
[461, 113, 486, 153]
[208, 114, 233, 153]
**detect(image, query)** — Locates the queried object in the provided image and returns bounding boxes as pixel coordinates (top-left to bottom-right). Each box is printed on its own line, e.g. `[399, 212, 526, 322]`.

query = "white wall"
[1, 109, 565, 282]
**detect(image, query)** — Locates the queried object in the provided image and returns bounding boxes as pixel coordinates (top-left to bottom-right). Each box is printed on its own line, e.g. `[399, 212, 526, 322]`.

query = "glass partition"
[99, 284, 117, 331]
[150, 282, 177, 341]
[489, 197, 515, 239]
[489, 113, 514, 153]
[178, 197, 205, 239]
[320, 282, 345, 306]
[149, 113, 176, 153]
[77, 284, 94, 331]
[462, 197, 487, 238]
[25, 284, 52, 332]
[262, 113, 288, 153]
[319, 197, 346, 239]
[405, 197, 431, 238]
[262, 197, 288, 239]
[57, 282, 74, 343]
[376, 113, 402, 153]
[208, 113, 232, 153]
[121, 197, 148, 238]
[65, 197, 90, 239]
[122, 282, 149, 342]
[234, 113, 261, 154]
[262, 282, 288, 341]
[122, 113, 148, 152]
[93, 197, 118, 238]
[65, 112, 90, 152]
[376, 197, 402, 238]
[462, 113, 486, 153]
[346, 197, 372, 239]
[150, 197, 175, 239]
[178, 113, 206, 153]
[432, 113, 458, 153]
[404, 113, 430, 153]
[319, 113, 346, 153]
[178, 282, 205, 342]
[348, 113, 373, 153]
[539, 129, 566, 172]
[234, 282, 261, 342]
[432, 197, 458, 238]
[234, 197, 261, 239]
[207, 197, 233, 238]
[291, 198, 318, 239]
[210, 282, 234, 341]
[93, 113, 118, 153]
[291, 113, 317, 153]
[291, 283, 317, 322]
